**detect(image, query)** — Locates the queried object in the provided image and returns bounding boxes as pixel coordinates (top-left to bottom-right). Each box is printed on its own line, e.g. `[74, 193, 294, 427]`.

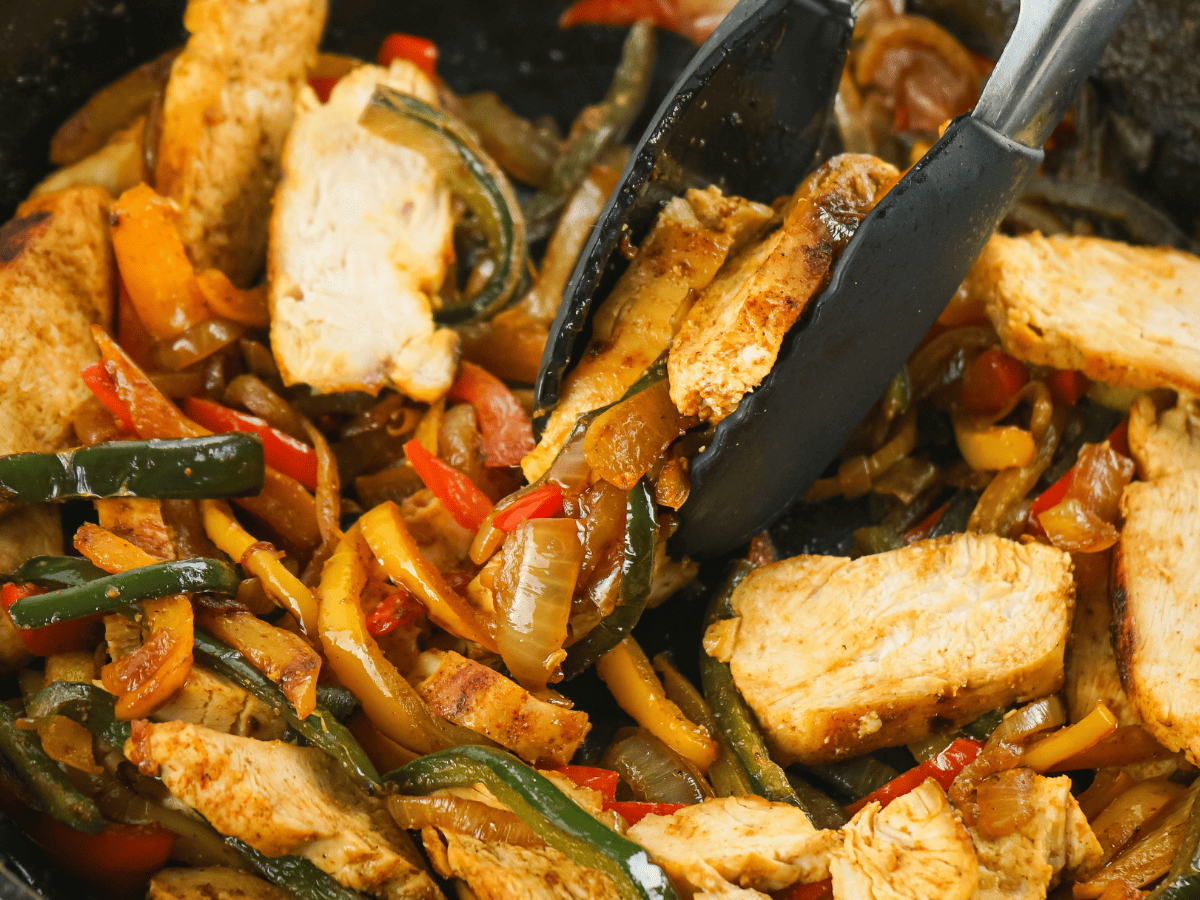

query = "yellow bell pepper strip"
[200, 499, 319, 637]
[190, 631, 381, 793]
[358, 501, 498, 652]
[189, 269, 270, 328]
[1021, 704, 1119, 773]
[196, 602, 320, 720]
[101, 593, 194, 720]
[316, 528, 487, 756]
[596, 636, 718, 772]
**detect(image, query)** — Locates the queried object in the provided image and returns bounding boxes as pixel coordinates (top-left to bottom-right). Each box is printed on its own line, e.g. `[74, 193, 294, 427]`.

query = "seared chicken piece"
[669, 154, 898, 424]
[399, 490, 474, 572]
[156, 0, 326, 285]
[269, 63, 459, 400]
[523, 187, 775, 481]
[128, 720, 442, 899]
[413, 650, 590, 766]
[627, 795, 838, 896]
[968, 774, 1103, 900]
[1114, 470, 1200, 762]
[1064, 551, 1137, 727]
[966, 233, 1200, 395]
[0, 186, 114, 456]
[1128, 392, 1200, 481]
[149, 866, 288, 900]
[422, 827, 621, 900]
[831, 779, 977, 900]
[711, 533, 1073, 764]
[153, 664, 287, 740]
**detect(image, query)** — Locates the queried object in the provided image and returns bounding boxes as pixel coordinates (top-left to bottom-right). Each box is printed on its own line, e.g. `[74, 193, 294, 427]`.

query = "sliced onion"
[493, 518, 584, 690]
[601, 729, 712, 805]
[1090, 778, 1188, 864]
[989, 696, 1068, 749]
[224, 374, 310, 442]
[975, 767, 1036, 839]
[387, 793, 542, 847]
[151, 317, 246, 371]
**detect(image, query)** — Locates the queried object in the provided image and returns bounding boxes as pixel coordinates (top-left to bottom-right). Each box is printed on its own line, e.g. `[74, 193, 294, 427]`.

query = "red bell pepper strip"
[555, 765, 620, 801]
[1, 584, 98, 657]
[959, 348, 1029, 415]
[780, 878, 834, 900]
[377, 33, 439, 78]
[404, 439, 495, 531]
[366, 588, 426, 637]
[606, 800, 686, 826]
[1047, 369, 1090, 405]
[183, 397, 319, 493]
[116, 278, 154, 369]
[902, 500, 951, 545]
[845, 738, 983, 816]
[80, 362, 134, 431]
[559, 0, 724, 43]
[492, 483, 565, 532]
[308, 75, 340, 103]
[447, 362, 535, 468]
[1029, 419, 1130, 527]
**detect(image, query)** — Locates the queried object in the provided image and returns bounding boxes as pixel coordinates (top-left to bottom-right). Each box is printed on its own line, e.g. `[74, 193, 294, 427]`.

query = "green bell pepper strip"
[0, 694, 104, 833]
[193, 630, 381, 792]
[386, 745, 679, 900]
[523, 20, 655, 241]
[699, 560, 842, 827]
[561, 478, 657, 679]
[9, 556, 108, 590]
[6, 559, 241, 628]
[360, 87, 526, 325]
[24, 682, 130, 749]
[315, 684, 360, 722]
[230, 837, 366, 900]
[0, 434, 265, 502]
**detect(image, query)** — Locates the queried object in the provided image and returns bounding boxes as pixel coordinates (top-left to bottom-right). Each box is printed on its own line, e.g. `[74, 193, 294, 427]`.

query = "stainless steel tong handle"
[974, 0, 1133, 148]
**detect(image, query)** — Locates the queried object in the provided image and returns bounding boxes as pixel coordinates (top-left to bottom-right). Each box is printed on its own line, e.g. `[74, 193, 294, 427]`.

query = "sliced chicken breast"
[522, 186, 775, 481]
[128, 720, 442, 899]
[1128, 391, 1200, 481]
[668, 154, 898, 424]
[966, 233, 1200, 395]
[1064, 551, 1137, 727]
[156, 0, 326, 285]
[967, 773, 1102, 900]
[149, 866, 288, 900]
[413, 649, 590, 766]
[1114, 470, 1200, 762]
[269, 62, 459, 401]
[712, 533, 1073, 764]
[831, 779, 977, 900]
[0, 187, 114, 456]
[422, 827, 621, 900]
[153, 664, 287, 740]
[627, 795, 839, 896]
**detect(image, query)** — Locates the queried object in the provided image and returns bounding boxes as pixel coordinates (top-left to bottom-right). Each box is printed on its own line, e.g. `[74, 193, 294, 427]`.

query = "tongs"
[535, 0, 1134, 556]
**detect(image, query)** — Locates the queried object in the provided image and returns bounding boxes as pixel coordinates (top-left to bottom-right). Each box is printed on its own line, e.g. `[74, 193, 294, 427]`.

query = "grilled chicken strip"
[967, 773, 1102, 900]
[627, 795, 839, 896]
[966, 233, 1200, 396]
[269, 62, 459, 400]
[1064, 550, 1137, 728]
[0, 186, 114, 457]
[831, 779, 977, 900]
[709, 533, 1073, 764]
[1114, 469, 1200, 763]
[668, 153, 898, 424]
[128, 721, 442, 899]
[1128, 391, 1200, 481]
[149, 866, 288, 900]
[156, 0, 326, 285]
[413, 650, 590, 767]
[523, 186, 775, 481]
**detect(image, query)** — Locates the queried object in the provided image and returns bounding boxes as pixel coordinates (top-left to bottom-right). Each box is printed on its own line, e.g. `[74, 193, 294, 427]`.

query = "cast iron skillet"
[0, 2, 698, 896]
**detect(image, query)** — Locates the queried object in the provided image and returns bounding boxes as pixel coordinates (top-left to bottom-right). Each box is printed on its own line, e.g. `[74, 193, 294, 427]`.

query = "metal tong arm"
[974, 0, 1133, 148]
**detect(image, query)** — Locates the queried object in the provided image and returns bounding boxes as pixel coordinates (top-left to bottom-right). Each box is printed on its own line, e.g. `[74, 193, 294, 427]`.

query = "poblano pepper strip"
[9, 556, 107, 590]
[6, 559, 240, 628]
[386, 745, 678, 900]
[0, 434, 264, 502]
[25, 682, 130, 749]
[560, 477, 656, 679]
[360, 86, 526, 325]
[193, 630, 381, 791]
[700, 561, 842, 827]
[0, 694, 104, 833]
[230, 838, 367, 900]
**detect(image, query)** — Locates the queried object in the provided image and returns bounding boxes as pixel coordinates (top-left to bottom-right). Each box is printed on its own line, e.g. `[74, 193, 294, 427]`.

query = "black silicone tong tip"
[533, 0, 856, 427]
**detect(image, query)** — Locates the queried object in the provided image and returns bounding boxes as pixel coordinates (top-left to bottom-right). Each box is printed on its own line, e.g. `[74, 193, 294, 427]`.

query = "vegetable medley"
[1, 1, 1199, 899]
